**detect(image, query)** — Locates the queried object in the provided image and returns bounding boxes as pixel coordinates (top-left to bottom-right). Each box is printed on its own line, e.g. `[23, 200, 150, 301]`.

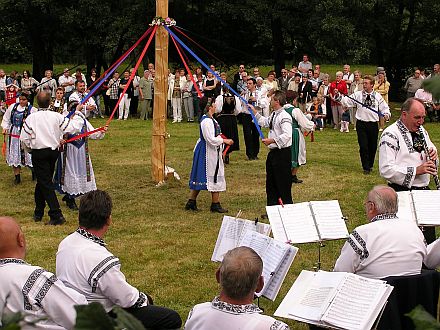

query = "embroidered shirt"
[341, 90, 390, 122]
[334, 217, 426, 279]
[379, 120, 436, 188]
[185, 296, 290, 330]
[255, 107, 292, 149]
[0, 258, 87, 330]
[56, 230, 148, 312]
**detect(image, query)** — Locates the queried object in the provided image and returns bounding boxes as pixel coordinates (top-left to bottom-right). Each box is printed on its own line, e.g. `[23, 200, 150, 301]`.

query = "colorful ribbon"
[165, 26, 264, 139]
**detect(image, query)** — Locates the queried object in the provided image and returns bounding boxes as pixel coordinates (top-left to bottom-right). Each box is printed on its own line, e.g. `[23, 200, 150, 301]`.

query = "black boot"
[210, 202, 228, 213]
[63, 195, 78, 211]
[292, 175, 303, 184]
[185, 199, 198, 211]
[14, 174, 21, 185]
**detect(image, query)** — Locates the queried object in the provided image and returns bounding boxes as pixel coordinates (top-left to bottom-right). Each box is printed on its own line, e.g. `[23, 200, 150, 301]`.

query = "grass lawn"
[0, 102, 438, 329]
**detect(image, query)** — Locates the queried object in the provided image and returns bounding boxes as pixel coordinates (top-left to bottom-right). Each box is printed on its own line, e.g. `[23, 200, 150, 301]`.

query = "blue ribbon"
[344, 93, 385, 118]
[165, 26, 264, 139]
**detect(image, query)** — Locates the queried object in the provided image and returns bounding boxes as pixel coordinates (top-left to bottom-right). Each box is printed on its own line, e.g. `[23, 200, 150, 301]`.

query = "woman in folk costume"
[214, 85, 241, 164]
[284, 90, 315, 184]
[185, 98, 234, 213]
[54, 101, 107, 210]
[1, 93, 37, 184]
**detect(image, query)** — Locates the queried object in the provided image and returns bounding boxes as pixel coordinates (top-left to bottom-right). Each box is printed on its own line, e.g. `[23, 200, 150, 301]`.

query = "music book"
[211, 216, 271, 262]
[396, 190, 440, 226]
[266, 200, 349, 244]
[275, 270, 393, 330]
[212, 217, 298, 301]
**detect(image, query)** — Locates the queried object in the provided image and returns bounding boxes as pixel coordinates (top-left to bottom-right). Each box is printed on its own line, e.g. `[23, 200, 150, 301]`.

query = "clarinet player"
[379, 97, 438, 243]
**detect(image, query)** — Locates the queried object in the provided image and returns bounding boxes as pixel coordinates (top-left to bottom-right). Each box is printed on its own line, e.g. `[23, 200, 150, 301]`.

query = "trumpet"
[418, 127, 440, 190]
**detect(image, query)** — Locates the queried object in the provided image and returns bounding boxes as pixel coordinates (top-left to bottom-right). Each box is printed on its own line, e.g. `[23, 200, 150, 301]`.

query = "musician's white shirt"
[341, 90, 390, 122]
[379, 120, 436, 188]
[425, 238, 440, 269]
[334, 215, 426, 280]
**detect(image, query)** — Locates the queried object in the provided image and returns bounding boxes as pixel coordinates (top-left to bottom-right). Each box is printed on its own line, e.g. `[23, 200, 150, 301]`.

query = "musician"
[340, 75, 390, 174]
[378, 97, 438, 243]
[334, 185, 427, 279]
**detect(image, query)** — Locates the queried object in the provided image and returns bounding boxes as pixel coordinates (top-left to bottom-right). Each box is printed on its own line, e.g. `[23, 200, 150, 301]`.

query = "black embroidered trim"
[371, 213, 398, 222]
[382, 132, 398, 141]
[76, 228, 106, 247]
[91, 260, 120, 293]
[403, 166, 415, 188]
[133, 292, 147, 308]
[348, 230, 369, 260]
[211, 296, 262, 314]
[379, 140, 399, 151]
[396, 120, 415, 153]
[270, 321, 289, 330]
[60, 117, 71, 131]
[34, 274, 57, 307]
[87, 255, 118, 286]
[0, 258, 27, 266]
[22, 269, 44, 310]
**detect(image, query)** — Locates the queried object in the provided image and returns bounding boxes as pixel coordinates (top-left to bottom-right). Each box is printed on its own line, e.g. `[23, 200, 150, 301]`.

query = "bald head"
[366, 185, 398, 220]
[0, 217, 26, 259]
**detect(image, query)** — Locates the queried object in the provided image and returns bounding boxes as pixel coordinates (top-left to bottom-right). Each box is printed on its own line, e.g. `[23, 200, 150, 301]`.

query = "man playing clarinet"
[339, 75, 391, 174]
[378, 97, 438, 243]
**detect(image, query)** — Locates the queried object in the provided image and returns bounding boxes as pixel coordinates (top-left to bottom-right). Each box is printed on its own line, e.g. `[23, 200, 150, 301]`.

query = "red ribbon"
[220, 134, 231, 157]
[169, 34, 203, 98]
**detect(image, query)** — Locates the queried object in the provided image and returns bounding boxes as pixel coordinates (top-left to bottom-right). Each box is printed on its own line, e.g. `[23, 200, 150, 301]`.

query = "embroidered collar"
[371, 213, 398, 222]
[396, 119, 409, 133]
[76, 228, 107, 246]
[211, 296, 262, 315]
[38, 107, 51, 111]
[0, 258, 27, 266]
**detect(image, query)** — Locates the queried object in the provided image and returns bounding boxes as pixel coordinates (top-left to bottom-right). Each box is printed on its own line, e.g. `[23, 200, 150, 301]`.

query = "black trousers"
[388, 183, 436, 244]
[242, 114, 260, 159]
[125, 304, 182, 330]
[356, 120, 379, 171]
[108, 99, 118, 117]
[266, 147, 293, 206]
[129, 95, 139, 116]
[31, 148, 62, 218]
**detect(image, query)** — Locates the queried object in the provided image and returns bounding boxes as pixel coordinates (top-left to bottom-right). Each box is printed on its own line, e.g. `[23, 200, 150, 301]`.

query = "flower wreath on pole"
[150, 16, 176, 26]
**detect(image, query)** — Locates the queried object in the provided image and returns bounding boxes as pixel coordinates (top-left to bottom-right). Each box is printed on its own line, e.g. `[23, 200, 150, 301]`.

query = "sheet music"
[279, 203, 320, 243]
[411, 190, 440, 226]
[310, 200, 349, 240]
[264, 245, 298, 301]
[266, 205, 288, 242]
[322, 274, 390, 330]
[240, 231, 294, 300]
[211, 216, 271, 262]
[396, 191, 416, 223]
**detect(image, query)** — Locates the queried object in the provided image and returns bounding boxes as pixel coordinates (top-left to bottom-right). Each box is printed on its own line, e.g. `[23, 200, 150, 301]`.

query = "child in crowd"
[307, 97, 325, 131]
[5, 84, 19, 107]
[340, 109, 350, 132]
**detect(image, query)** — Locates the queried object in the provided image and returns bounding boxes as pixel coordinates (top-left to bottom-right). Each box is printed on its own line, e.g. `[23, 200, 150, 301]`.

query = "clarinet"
[419, 127, 440, 190]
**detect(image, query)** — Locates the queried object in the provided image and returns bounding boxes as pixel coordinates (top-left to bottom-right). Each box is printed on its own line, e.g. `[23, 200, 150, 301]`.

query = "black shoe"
[185, 199, 198, 211]
[63, 196, 79, 211]
[292, 175, 303, 184]
[33, 214, 43, 222]
[210, 202, 228, 213]
[14, 174, 21, 185]
[363, 169, 371, 175]
[47, 216, 66, 226]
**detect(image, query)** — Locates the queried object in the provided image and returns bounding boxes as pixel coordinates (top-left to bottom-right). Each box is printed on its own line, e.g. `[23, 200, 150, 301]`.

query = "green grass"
[0, 103, 438, 329]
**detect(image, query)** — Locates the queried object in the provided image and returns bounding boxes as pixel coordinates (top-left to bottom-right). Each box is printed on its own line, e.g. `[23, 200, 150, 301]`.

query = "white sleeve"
[97, 264, 147, 309]
[20, 117, 33, 150]
[333, 238, 361, 274]
[379, 131, 415, 187]
[234, 96, 242, 115]
[60, 115, 83, 135]
[255, 112, 270, 128]
[41, 275, 88, 329]
[201, 118, 224, 147]
[340, 94, 356, 108]
[1, 104, 13, 130]
[425, 239, 440, 269]
[86, 120, 105, 140]
[214, 95, 223, 113]
[293, 108, 315, 132]
[377, 94, 391, 117]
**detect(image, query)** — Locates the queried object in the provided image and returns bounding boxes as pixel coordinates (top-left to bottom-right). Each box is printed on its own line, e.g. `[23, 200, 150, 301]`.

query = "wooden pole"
[151, 0, 169, 183]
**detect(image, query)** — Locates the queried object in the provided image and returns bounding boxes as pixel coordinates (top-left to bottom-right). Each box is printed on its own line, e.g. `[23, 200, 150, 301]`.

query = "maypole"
[151, 0, 169, 184]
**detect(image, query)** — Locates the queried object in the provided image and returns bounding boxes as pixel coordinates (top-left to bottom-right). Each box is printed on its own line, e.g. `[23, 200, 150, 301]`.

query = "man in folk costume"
[285, 91, 315, 184]
[185, 99, 234, 213]
[69, 81, 96, 118]
[54, 100, 107, 211]
[1, 93, 37, 184]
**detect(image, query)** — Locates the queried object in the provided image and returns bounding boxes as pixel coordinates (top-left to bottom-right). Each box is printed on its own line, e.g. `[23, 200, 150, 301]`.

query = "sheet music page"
[279, 203, 320, 243]
[396, 191, 415, 223]
[310, 200, 349, 240]
[275, 271, 345, 322]
[266, 205, 289, 242]
[239, 230, 272, 257]
[322, 273, 389, 330]
[211, 216, 271, 262]
[411, 190, 440, 226]
[263, 245, 299, 301]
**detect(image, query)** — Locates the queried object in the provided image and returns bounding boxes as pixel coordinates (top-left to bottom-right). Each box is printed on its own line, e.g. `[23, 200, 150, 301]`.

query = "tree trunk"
[271, 15, 285, 76]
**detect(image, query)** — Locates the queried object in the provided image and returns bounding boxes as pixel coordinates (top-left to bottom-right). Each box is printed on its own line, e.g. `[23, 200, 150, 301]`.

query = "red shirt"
[329, 80, 348, 106]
